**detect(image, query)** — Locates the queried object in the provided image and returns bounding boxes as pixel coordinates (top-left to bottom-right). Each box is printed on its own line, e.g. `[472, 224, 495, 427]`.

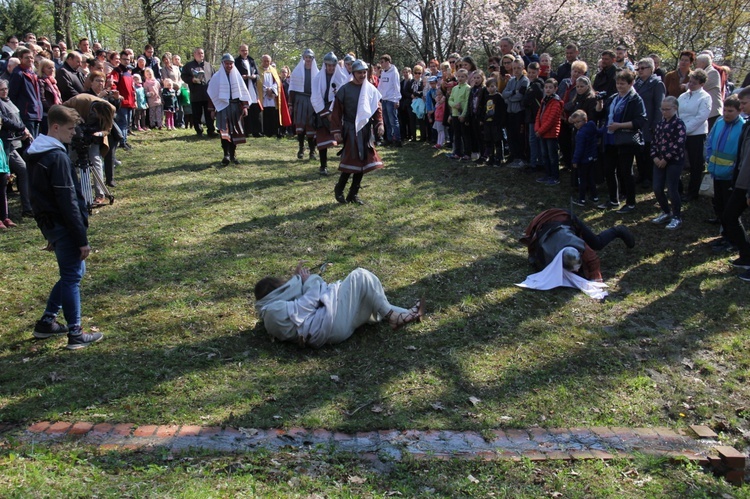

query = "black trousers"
[721, 187, 750, 260]
[685, 134, 706, 198]
[192, 101, 215, 135]
[247, 103, 262, 137]
[604, 144, 637, 206]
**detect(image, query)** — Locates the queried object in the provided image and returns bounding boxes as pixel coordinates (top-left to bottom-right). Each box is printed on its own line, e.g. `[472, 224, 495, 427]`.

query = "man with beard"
[181, 48, 216, 137]
[311, 52, 348, 175]
[289, 49, 319, 159]
[256, 54, 291, 138]
[207, 54, 252, 165]
[330, 60, 384, 204]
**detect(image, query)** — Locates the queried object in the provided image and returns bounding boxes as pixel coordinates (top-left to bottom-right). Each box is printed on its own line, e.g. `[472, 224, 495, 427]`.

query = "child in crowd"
[706, 94, 745, 248]
[447, 68, 470, 160]
[482, 78, 505, 166]
[440, 62, 456, 148]
[524, 62, 545, 171]
[179, 81, 192, 129]
[0, 133, 12, 229]
[650, 96, 686, 230]
[143, 68, 162, 130]
[501, 58, 529, 168]
[133, 74, 149, 131]
[466, 70, 488, 162]
[569, 110, 600, 205]
[161, 78, 177, 130]
[539, 53, 552, 79]
[433, 88, 446, 149]
[424, 76, 438, 144]
[535, 78, 564, 185]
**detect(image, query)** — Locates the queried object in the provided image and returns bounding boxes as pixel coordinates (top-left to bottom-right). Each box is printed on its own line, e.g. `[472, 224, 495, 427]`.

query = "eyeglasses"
[414, 72, 422, 75]
[448, 60, 456, 64]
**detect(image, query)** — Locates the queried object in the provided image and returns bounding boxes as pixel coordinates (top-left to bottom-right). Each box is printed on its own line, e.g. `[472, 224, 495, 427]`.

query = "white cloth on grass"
[516, 248, 609, 300]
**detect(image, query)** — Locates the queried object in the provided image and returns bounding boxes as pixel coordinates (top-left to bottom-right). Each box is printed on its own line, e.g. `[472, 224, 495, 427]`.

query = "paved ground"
[1, 421, 744, 469]
[2, 421, 747, 483]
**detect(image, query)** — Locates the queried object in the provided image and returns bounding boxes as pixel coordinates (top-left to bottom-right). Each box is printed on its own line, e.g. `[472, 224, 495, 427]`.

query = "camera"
[595, 91, 607, 100]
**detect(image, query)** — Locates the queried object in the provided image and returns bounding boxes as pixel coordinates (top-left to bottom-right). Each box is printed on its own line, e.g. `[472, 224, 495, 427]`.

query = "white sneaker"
[666, 217, 682, 230]
[652, 212, 671, 224]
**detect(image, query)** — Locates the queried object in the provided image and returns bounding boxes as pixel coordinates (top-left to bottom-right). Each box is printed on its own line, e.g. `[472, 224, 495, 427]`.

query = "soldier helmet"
[343, 54, 355, 64]
[351, 59, 368, 72]
[323, 52, 338, 65]
[221, 53, 233, 62]
[302, 48, 315, 58]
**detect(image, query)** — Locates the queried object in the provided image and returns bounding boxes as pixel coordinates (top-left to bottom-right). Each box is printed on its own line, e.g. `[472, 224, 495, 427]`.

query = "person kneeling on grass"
[28, 105, 103, 350]
[254, 264, 424, 348]
[520, 208, 635, 282]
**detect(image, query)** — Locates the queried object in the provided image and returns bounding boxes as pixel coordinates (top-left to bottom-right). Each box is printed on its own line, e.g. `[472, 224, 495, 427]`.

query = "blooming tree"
[463, 0, 633, 59]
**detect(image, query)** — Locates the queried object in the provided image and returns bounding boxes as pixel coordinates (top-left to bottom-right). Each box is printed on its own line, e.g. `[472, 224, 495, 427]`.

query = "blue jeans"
[382, 100, 401, 142]
[540, 138, 559, 180]
[528, 124, 542, 167]
[115, 107, 133, 144]
[653, 160, 682, 217]
[23, 119, 40, 139]
[41, 224, 86, 328]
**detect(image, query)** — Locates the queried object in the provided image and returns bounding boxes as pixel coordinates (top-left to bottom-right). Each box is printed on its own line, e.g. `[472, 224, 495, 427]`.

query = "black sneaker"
[739, 269, 750, 282]
[730, 258, 750, 269]
[33, 319, 69, 339]
[66, 330, 104, 350]
[571, 198, 586, 207]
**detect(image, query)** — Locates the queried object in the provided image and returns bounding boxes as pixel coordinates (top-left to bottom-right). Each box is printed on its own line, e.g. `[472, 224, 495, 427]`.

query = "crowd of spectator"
[2, 33, 750, 282]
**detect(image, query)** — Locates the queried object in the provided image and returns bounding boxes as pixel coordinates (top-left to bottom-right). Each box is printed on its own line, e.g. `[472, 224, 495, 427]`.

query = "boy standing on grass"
[569, 109, 600, 205]
[534, 78, 564, 185]
[721, 86, 750, 281]
[27, 105, 104, 349]
[447, 68, 470, 160]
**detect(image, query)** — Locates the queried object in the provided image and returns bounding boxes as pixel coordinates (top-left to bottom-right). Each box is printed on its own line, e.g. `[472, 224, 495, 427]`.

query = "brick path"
[1, 422, 746, 484]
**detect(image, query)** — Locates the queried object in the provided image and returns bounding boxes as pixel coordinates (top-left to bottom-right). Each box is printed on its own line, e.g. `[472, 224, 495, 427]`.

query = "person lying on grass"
[520, 208, 635, 282]
[254, 264, 423, 348]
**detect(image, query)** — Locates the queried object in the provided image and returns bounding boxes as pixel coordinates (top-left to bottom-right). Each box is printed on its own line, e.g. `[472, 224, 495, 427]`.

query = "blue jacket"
[572, 121, 600, 164]
[8, 66, 43, 121]
[707, 116, 745, 180]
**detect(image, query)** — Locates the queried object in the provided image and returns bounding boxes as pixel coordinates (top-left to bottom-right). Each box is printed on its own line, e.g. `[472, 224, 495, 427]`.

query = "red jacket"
[110, 65, 135, 109]
[534, 95, 563, 138]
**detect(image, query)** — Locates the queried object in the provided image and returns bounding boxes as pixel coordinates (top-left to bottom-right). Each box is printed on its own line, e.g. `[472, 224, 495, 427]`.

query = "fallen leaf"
[371, 405, 384, 413]
[348, 475, 367, 484]
[467, 474, 479, 484]
[431, 402, 445, 411]
[468, 396, 481, 406]
[273, 415, 282, 420]
[404, 345, 417, 351]
[330, 375, 340, 382]
[49, 372, 64, 382]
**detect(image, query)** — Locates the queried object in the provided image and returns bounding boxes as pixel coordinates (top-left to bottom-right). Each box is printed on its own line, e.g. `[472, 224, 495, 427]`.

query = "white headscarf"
[207, 64, 254, 112]
[289, 56, 319, 93]
[311, 64, 350, 113]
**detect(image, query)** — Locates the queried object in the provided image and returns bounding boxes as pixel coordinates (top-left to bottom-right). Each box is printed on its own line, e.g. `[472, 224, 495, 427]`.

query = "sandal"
[387, 298, 425, 331]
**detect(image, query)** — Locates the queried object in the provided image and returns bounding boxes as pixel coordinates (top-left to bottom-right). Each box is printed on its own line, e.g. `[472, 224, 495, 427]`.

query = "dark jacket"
[593, 65, 617, 97]
[141, 53, 160, 78]
[564, 92, 598, 122]
[0, 96, 26, 150]
[466, 85, 488, 123]
[596, 89, 647, 146]
[573, 120, 600, 164]
[8, 66, 43, 121]
[399, 77, 412, 113]
[181, 60, 215, 102]
[635, 74, 665, 143]
[523, 77, 544, 123]
[56, 62, 85, 102]
[27, 135, 89, 247]
[234, 55, 258, 97]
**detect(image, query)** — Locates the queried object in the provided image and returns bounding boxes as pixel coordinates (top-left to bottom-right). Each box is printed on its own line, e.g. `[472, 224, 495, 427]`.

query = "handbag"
[612, 128, 644, 147]
[699, 173, 715, 197]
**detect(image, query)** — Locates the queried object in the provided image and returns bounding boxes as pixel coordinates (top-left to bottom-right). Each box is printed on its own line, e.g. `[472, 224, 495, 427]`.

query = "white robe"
[206, 65, 254, 112]
[516, 248, 609, 300]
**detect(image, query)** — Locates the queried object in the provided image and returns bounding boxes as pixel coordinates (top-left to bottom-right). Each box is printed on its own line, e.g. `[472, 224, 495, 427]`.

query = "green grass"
[1, 128, 749, 493]
[1, 441, 746, 497]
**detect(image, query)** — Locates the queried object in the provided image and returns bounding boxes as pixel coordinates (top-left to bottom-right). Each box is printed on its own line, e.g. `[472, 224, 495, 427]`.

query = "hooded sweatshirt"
[27, 134, 89, 246]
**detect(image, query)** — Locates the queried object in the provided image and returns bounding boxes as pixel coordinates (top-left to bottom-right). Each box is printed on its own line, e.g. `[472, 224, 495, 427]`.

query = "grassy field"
[1, 127, 748, 494]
